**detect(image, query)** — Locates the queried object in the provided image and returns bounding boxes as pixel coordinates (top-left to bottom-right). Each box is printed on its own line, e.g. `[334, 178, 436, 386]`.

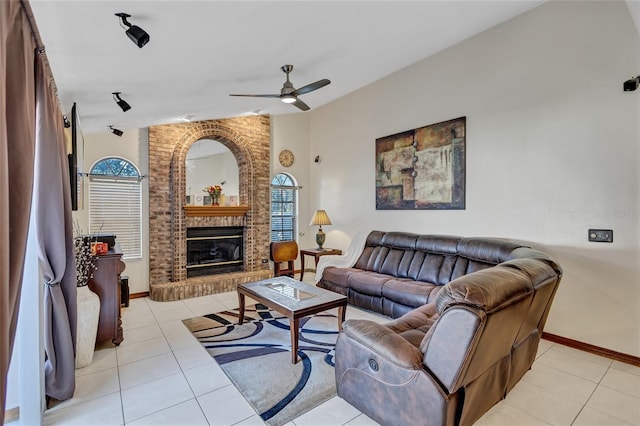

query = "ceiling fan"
[230, 65, 330, 111]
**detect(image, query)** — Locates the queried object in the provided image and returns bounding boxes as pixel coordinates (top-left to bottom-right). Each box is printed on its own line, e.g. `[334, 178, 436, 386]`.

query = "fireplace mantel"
[184, 205, 251, 217]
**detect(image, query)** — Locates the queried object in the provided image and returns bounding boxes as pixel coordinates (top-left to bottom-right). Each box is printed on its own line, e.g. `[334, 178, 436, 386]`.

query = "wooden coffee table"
[237, 276, 347, 364]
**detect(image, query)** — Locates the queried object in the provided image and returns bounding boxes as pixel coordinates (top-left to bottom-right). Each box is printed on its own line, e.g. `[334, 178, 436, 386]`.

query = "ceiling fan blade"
[229, 94, 281, 98]
[292, 98, 310, 111]
[292, 79, 331, 97]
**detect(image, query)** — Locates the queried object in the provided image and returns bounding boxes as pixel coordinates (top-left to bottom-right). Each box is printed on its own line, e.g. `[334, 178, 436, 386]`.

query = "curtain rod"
[270, 185, 303, 190]
[19, 0, 44, 53]
[19, 0, 61, 100]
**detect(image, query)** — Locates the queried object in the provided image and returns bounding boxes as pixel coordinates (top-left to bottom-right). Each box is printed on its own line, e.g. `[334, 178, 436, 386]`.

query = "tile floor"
[42, 274, 640, 426]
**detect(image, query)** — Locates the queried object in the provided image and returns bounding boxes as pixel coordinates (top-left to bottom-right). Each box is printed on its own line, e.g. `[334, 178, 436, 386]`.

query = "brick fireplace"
[148, 116, 273, 301]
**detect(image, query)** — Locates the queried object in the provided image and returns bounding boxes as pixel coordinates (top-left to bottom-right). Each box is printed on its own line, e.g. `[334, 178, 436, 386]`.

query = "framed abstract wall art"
[376, 117, 466, 210]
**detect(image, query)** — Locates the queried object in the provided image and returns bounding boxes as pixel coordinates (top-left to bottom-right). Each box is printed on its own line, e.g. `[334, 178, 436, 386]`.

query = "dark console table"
[88, 244, 126, 346]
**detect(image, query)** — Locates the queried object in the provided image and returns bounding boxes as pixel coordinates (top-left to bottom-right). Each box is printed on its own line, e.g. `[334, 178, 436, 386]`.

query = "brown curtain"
[0, 0, 37, 423]
[35, 57, 77, 401]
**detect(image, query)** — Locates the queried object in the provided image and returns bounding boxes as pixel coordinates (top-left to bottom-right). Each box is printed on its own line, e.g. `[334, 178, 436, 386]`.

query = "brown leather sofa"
[319, 231, 562, 425]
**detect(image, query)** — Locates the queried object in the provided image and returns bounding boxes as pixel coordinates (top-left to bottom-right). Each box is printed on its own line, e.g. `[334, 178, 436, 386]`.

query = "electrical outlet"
[588, 229, 613, 243]
[261, 259, 269, 264]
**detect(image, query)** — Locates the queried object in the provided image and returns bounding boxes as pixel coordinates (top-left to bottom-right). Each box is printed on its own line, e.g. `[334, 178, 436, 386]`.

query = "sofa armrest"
[342, 319, 424, 369]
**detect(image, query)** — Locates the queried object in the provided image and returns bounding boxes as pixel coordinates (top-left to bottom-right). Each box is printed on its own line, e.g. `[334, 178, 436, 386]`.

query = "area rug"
[182, 304, 339, 426]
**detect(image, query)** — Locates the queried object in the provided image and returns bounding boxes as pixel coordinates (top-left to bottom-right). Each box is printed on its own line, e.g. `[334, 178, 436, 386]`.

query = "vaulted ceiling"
[29, 1, 638, 134]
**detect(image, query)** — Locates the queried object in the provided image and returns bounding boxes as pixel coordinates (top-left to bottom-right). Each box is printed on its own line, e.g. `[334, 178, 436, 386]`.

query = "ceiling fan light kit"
[230, 64, 330, 111]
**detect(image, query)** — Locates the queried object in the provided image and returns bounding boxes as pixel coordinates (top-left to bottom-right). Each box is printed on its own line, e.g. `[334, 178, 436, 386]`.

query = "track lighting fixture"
[63, 115, 71, 128]
[623, 76, 639, 92]
[115, 13, 150, 48]
[108, 125, 123, 137]
[112, 92, 131, 112]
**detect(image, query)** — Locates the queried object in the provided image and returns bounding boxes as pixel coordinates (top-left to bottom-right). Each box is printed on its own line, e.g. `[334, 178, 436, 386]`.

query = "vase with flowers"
[203, 181, 225, 206]
[73, 226, 100, 369]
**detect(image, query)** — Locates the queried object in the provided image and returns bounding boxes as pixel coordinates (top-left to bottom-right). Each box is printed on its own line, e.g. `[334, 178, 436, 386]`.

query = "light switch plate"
[588, 229, 613, 243]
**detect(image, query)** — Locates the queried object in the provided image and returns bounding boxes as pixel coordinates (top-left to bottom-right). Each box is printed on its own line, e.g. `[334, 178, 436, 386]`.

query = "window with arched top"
[89, 157, 142, 259]
[271, 173, 298, 242]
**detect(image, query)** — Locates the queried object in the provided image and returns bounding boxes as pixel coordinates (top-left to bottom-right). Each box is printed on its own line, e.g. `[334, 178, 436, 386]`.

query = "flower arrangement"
[203, 185, 223, 197]
[203, 181, 225, 205]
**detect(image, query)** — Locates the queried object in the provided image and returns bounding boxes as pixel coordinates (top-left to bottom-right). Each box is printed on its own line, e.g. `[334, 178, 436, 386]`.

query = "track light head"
[63, 115, 71, 128]
[108, 125, 123, 137]
[624, 76, 639, 92]
[112, 92, 131, 112]
[115, 13, 150, 48]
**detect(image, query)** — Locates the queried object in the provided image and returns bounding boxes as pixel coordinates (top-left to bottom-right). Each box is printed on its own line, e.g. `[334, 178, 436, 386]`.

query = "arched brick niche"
[148, 116, 272, 301]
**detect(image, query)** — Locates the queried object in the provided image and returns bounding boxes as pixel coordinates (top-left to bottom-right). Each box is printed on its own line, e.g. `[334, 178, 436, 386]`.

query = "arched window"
[271, 173, 298, 242]
[89, 157, 142, 259]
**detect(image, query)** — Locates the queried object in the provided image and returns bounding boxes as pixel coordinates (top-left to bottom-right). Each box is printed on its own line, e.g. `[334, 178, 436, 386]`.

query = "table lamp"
[310, 210, 332, 250]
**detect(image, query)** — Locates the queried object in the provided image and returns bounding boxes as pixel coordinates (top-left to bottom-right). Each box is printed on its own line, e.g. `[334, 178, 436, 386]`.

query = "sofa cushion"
[435, 265, 533, 314]
[450, 257, 495, 280]
[322, 266, 360, 288]
[380, 231, 419, 249]
[358, 245, 390, 272]
[456, 237, 524, 264]
[348, 271, 393, 296]
[415, 235, 460, 253]
[380, 248, 414, 277]
[381, 278, 439, 308]
[320, 266, 362, 296]
[415, 253, 458, 285]
[353, 231, 386, 270]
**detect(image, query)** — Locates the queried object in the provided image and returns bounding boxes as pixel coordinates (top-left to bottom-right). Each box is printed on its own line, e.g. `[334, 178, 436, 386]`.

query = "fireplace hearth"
[186, 226, 243, 277]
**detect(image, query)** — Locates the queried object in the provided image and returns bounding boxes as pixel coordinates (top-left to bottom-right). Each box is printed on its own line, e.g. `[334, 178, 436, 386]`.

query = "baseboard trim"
[542, 332, 640, 367]
[130, 291, 149, 299]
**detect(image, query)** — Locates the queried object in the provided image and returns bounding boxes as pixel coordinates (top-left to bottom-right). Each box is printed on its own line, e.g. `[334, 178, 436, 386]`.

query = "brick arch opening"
[148, 116, 272, 301]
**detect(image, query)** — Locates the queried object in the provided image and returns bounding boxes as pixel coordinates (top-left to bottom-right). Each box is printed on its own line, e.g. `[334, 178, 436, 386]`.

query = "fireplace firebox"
[186, 227, 243, 278]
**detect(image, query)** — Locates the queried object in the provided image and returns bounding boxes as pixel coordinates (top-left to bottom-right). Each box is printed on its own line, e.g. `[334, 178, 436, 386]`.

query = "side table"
[300, 248, 342, 281]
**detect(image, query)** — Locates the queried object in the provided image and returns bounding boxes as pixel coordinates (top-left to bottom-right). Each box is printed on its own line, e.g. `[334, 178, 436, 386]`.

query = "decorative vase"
[75, 285, 100, 369]
[211, 193, 220, 206]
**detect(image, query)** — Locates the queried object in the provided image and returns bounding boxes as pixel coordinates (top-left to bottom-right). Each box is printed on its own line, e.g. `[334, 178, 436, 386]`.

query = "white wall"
[72, 128, 150, 295]
[271, 114, 316, 269]
[306, 1, 640, 356]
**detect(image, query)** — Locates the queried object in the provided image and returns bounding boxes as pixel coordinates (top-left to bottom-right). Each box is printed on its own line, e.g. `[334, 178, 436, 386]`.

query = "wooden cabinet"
[88, 245, 126, 346]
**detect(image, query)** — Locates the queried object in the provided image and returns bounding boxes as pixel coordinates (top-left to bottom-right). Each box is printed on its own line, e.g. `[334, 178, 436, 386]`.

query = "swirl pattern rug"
[182, 304, 339, 426]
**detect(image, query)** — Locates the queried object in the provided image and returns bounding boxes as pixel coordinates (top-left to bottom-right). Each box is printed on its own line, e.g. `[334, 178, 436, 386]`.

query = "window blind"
[271, 185, 296, 242]
[89, 176, 142, 259]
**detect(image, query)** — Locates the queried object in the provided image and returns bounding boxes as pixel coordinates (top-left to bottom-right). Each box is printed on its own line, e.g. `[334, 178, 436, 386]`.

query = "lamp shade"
[310, 210, 332, 226]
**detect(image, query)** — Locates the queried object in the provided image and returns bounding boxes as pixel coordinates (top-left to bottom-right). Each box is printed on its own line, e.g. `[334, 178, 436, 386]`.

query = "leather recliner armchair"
[334, 255, 562, 426]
